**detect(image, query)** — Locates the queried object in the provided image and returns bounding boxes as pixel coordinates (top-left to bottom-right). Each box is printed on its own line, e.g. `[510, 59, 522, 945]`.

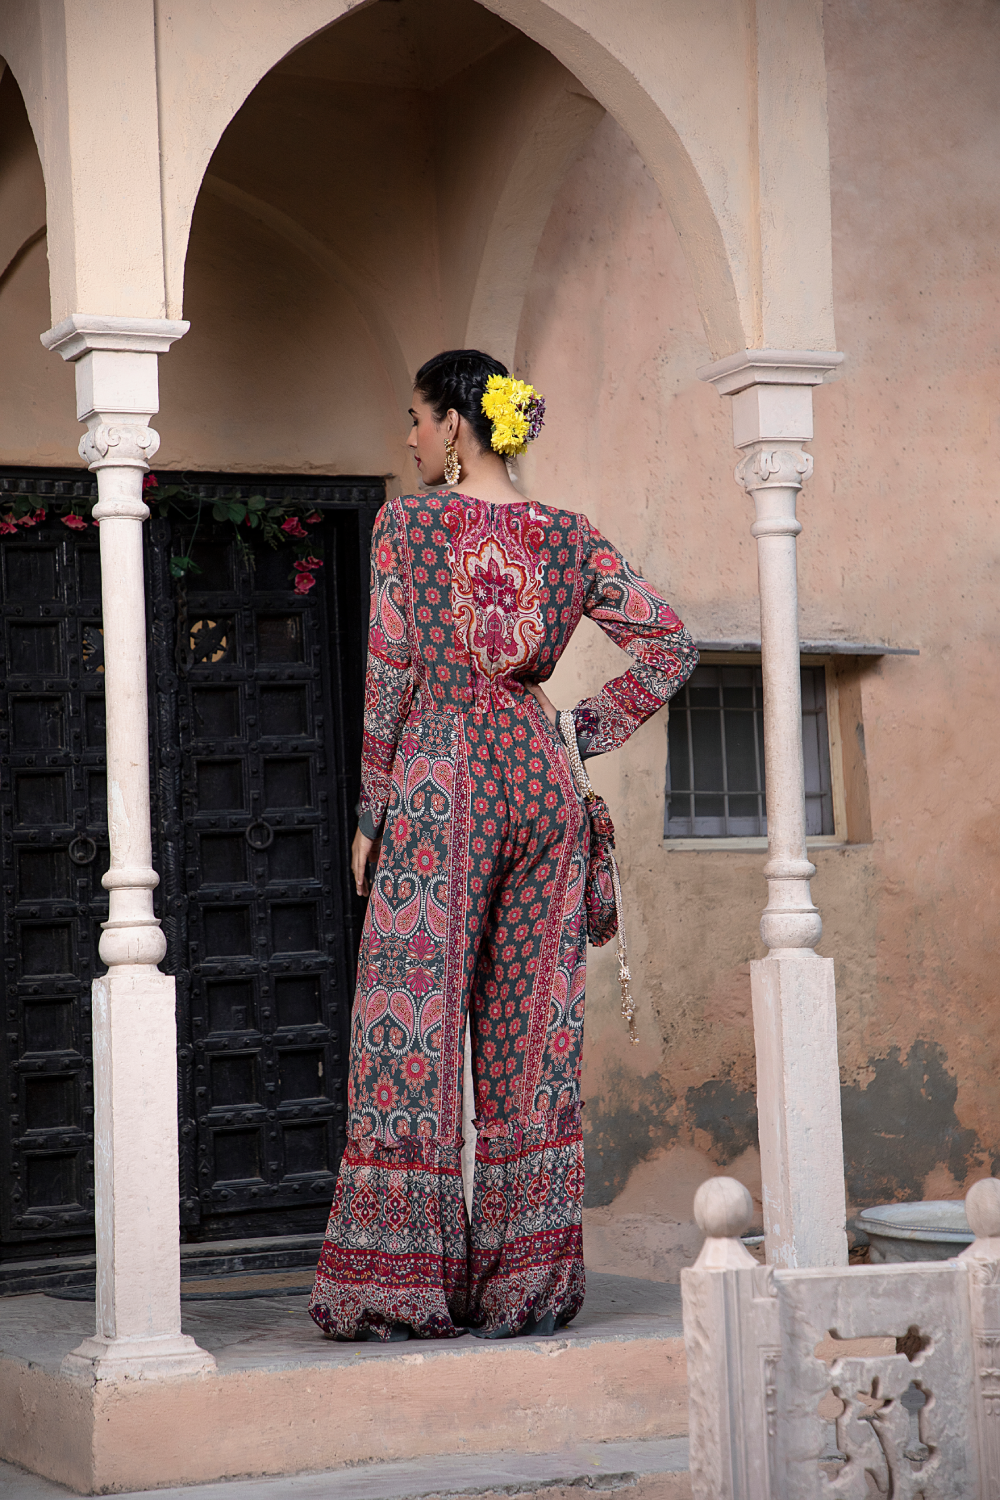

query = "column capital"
[81, 422, 161, 475]
[737, 444, 814, 500]
[41, 316, 187, 430]
[696, 348, 844, 396]
[41, 314, 190, 361]
[41, 315, 187, 435]
[698, 348, 843, 450]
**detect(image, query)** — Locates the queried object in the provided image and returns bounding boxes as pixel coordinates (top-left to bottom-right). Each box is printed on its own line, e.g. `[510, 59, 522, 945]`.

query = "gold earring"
[444, 438, 461, 485]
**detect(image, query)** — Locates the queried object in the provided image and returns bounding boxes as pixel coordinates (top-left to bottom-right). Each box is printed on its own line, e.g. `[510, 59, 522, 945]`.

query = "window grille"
[665, 664, 834, 838]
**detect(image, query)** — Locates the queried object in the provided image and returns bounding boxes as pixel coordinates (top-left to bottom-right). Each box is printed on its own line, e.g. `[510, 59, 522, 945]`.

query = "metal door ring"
[245, 820, 275, 851]
[68, 835, 98, 866]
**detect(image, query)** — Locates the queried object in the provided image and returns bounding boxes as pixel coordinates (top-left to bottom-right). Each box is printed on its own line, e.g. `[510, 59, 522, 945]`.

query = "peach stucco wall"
[0, 0, 998, 1277]
[520, 0, 1000, 1270]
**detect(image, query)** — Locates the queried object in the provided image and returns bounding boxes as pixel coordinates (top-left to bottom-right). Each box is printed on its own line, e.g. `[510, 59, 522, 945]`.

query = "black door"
[0, 471, 382, 1265]
[0, 519, 106, 1258]
[150, 486, 380, 1243]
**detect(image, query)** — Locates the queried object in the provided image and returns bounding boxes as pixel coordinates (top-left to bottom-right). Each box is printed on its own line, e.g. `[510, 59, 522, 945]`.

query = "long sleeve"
[358, 502, 413, 839]
[571, 519, 698, 758]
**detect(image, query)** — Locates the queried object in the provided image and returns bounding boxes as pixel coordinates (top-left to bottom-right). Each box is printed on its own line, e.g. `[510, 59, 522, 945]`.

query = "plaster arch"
[0, 64, 46, 285]
[200, 174, 412, 411]
[0, 1, 165, 320]
[0, 0, 836, 353]
[151, 0, 798, 354]
[184, 18, 606, 432]
[440, 44, 606, 366]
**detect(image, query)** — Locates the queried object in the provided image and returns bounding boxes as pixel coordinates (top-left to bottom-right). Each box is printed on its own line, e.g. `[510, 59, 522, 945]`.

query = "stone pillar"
[698, 350, 848, 1269]
[960, 1178, 1000, 1496]
[40, 316, 215, 1379]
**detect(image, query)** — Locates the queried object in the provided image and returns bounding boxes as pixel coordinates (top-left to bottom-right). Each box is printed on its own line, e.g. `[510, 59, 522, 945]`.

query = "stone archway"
[148, 0, 782, 355]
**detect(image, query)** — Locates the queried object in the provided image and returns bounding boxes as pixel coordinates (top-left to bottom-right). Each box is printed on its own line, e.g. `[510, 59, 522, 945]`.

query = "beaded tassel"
[610, 858, 637, 1045]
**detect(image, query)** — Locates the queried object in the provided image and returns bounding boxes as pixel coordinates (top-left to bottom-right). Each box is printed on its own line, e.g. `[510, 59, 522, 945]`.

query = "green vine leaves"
[0, 474, 325, 595]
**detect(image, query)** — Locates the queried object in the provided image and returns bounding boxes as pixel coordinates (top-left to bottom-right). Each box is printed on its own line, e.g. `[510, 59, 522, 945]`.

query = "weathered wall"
[516, 0, 1000, 1274]
[0, 0, 997, 1280]
[817, 0, 1000, 1206]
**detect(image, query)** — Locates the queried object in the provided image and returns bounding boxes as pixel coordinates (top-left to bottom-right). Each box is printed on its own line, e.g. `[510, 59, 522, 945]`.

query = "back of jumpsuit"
[309, 491, 696, 1339]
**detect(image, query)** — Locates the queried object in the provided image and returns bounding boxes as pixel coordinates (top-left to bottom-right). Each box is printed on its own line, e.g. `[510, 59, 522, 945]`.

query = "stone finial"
[959, 1177, 1000, 1264]
[966, 1178, 1000, 1240]
[695, 1177, 754, 1238]
[692, 1177, 758, 1269]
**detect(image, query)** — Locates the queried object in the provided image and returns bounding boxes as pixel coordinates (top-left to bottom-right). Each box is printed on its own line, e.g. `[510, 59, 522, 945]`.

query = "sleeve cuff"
[357, 807, 382, 841]
[575, 730, 599, 762]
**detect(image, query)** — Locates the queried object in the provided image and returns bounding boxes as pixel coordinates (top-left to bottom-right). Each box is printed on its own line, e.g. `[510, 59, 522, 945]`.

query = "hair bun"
[414, 349, 510, 455]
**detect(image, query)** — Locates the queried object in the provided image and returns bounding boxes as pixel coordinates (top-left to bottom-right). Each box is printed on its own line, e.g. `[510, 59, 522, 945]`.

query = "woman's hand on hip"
[525, 680, 558, 727]
[352, 828, 380, 897]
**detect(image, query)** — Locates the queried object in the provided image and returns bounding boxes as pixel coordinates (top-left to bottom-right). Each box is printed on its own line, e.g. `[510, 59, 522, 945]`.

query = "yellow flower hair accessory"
[481, 375, 546, 459]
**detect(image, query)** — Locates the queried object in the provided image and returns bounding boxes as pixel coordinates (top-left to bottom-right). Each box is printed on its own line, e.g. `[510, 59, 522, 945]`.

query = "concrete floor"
[0, 1273, 684, 1376]
[0, 1275, 688, 1497]
[1, 1437, 690, 1499]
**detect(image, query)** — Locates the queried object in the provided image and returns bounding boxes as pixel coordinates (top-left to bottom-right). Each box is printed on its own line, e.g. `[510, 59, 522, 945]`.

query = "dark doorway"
[0, 471, 382, 1269]
[0, 517, 106, 1258]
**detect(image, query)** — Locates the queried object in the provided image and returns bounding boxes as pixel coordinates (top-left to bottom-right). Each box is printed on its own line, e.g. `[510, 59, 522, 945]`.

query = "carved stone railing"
[682, 1176, 1000, 1498]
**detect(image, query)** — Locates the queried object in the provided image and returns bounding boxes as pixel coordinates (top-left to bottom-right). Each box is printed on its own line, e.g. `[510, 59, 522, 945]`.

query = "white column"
[698, 350, 848, 1269]
[41, 315, 215, 1380]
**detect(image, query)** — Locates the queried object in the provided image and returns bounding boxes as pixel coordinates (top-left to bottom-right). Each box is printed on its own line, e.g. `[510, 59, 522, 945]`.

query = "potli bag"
[557, 710, 637, 1045]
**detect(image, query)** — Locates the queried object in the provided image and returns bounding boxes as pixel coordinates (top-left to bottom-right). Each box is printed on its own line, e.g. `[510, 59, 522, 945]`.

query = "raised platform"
[0, 1274, 688, 1496]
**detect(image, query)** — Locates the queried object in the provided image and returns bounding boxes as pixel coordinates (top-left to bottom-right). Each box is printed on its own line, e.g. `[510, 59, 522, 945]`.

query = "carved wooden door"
[0, 521, 106, 1256]
[0, 473, 381, 1267]
[149, 499, 378, 1243]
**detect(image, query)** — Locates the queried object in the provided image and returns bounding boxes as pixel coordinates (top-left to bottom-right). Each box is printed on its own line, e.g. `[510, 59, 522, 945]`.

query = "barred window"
[665, 664, 834, 839]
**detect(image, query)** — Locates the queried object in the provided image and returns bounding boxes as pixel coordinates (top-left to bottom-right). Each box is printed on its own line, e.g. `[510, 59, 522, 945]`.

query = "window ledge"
[663, 835, 846, 852]
[694, 638, 919, 657]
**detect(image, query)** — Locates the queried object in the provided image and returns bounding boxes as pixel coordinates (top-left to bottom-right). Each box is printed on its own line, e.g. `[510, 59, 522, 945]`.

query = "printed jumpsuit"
[309, 491, 696, 1339]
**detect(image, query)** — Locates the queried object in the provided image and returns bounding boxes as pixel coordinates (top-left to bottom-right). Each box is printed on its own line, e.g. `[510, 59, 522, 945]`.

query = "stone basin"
[857, 1199, 973, 1263]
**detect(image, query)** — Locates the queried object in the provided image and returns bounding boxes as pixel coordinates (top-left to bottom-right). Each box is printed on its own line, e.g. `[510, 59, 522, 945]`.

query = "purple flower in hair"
[524, 394, 546, 443]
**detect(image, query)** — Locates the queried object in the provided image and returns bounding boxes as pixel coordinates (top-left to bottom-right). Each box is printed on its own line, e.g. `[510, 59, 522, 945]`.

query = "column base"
[61, 1332, 216, 1383]
[751, 951, 848, 1270]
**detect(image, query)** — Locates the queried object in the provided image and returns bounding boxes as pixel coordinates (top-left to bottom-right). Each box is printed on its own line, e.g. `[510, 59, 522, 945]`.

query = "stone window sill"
[663, 835, 847, 852]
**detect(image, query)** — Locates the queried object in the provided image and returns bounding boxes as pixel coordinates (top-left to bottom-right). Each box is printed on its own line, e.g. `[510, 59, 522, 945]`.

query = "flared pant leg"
[308, 1133, 469, 1339]
[464, 744, 589, 1334]
[309, 699, 588, 1340]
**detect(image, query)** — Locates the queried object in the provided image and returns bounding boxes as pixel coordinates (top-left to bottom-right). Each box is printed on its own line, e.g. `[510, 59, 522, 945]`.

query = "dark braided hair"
[413, 349, 509, 454]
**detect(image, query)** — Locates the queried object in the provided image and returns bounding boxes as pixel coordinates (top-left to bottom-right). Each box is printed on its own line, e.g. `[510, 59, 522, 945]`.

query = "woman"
[309, 350, 696, 1341]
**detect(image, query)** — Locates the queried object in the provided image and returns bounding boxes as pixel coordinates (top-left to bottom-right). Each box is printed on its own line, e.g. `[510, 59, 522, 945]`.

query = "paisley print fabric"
[447, 501, 547, 679]
[309, 492, 695, 1341]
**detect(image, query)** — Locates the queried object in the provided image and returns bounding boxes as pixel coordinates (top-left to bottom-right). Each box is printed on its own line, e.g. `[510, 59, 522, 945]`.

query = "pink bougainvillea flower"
[293, 571, 316, 595]
[16, 512, 38, 528]
[142, 473, 159, 491]
[281, 516, 307, 539]
[305, 511, 322, 525]
[0, 518, 17, 535]
[62, 514, 87, 530]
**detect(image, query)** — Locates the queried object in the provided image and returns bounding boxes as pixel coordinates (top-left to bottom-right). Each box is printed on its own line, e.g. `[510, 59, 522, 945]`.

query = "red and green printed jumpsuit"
[309, 490, 696, 1339]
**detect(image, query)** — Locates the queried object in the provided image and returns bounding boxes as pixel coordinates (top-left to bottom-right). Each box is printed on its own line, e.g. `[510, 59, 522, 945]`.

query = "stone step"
[0, 1274, 688, 1496]
[2, 1440, 690, 1499]
[0, 1234, 326, 1297]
